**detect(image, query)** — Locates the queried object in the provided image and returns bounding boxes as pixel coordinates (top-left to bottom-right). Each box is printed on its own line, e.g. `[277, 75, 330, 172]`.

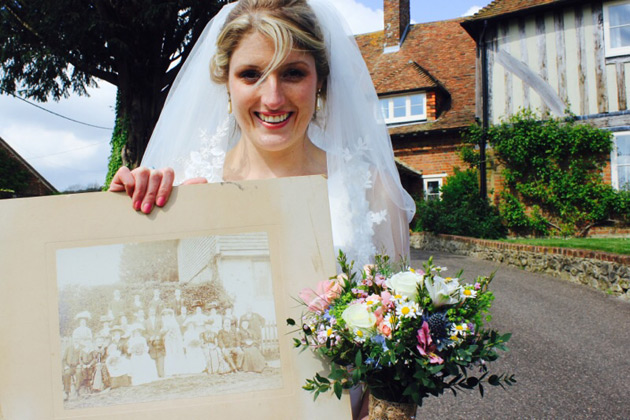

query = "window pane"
[610, 4, 630, 27]
[393, 97, 406, 118]
[410, 95, 425, 116]
[618, 166, 630, 190]
[426, 181, 440, 194]
[610, 26, 630, 48]
[379, 99, 389, 119]
[617, 135, 630, 164]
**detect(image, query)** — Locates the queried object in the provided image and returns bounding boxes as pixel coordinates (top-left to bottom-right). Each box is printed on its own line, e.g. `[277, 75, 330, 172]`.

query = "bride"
[109, 0, 415, 269]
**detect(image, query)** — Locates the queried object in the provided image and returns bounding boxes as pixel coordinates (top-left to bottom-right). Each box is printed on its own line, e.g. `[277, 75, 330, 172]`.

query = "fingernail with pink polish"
[142, 203, 152, 213]
[156, 196, 165, 207]
[133, 201, 141, 211]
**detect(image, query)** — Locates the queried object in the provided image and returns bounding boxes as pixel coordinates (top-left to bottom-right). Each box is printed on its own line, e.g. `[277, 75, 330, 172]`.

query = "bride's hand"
[109, 166, 175, 214]
[109, 166, 208, 213]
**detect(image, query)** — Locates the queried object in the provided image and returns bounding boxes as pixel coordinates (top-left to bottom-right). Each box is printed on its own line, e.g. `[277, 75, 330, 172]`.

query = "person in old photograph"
[107, 325, 128, 357]
[97, 315, 113, 346]
[148, 289, 164, 316]
[207, 305, 223, 334]
[183, 319, 206, 374]
[161, 308, 187, 376]
[177, 305, 188, 327]
[238, 320, 266, 373]
[118, 315, 131, 341]
[240, 307, 265, 350]
[144, 306, 165, 378]
[169, 288, 185, 316]
[62, 338, 82, 401]
[131, 294, 144, 316]
[218, 319, 243, 373]
[108, 289, 125, 321]
[71, 311, 93, 346]
[106, 343, 131, 389]
[91, 336, 110, 393]
[201, 324, 230, 375]
[131, 309, 146, 331]
[127, 325, 159, 385]
[76, 340, 97, 395]
[189, 303, 208, 328]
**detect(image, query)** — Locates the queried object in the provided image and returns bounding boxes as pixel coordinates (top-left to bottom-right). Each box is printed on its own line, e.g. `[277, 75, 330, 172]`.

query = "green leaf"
[333, 381, 343, 399]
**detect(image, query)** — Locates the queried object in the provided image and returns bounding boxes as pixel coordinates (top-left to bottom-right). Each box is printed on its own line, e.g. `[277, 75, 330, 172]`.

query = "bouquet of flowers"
[288, 252, 514, 413]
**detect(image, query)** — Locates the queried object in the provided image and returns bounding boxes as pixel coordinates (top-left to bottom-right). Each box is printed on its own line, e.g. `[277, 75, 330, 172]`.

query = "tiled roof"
[356, 18, 477, 133]
[368, 54, 439, 93]
[467, 0, 580, 21]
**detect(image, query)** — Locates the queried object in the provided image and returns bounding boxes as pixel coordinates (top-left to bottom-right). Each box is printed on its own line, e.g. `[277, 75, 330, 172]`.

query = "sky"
[0, 0, 492, 192]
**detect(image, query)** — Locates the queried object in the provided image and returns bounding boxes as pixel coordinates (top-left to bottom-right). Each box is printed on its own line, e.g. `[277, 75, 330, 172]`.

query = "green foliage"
[0, 147, 29, 194]
[414, 168, 507, 239]
[461, 110, 630, 236]
[104, 91, 129, 189]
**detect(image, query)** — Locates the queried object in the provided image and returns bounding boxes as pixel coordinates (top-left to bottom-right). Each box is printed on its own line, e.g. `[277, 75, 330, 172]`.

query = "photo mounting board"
[0, 176, 350, 420]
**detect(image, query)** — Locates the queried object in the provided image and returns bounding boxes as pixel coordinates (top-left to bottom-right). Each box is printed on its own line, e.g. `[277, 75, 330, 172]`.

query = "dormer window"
[604, 0, 630, 57]
[379, 92, 427, 124]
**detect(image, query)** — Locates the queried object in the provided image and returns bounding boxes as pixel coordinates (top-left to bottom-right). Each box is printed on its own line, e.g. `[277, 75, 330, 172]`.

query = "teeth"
[258, 113, 290, 123]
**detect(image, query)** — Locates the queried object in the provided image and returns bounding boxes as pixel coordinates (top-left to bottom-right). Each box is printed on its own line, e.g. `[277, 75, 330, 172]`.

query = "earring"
[316, 90, 323, 112]
[227, 93, 232, 114]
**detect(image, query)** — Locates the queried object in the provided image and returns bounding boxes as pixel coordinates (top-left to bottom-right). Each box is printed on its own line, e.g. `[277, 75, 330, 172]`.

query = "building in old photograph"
[178, 233, 274, 321]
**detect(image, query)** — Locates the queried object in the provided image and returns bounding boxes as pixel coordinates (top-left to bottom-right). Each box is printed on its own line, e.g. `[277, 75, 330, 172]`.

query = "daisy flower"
[461, 287, 477, 299]
[396, 301, 419, 319]
[450, 323, 470, 337]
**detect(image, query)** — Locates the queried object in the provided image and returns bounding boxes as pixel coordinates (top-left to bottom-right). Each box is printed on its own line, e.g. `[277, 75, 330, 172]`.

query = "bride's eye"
[283, 68, 306, 81]
[239, 69, 261, 82]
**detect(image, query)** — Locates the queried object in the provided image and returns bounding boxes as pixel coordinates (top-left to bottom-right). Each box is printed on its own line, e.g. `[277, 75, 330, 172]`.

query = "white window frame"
[422, 173, 446, 201]
[379, 92, 427, 124]
[611, 131, 630, 190]
[603, 0, 630, 57]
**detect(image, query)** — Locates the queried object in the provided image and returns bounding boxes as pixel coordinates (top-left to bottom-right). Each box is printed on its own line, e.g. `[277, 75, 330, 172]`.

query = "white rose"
[341, 304, 376, 330]
[385, 271, 424, 300]
[425, 276, 461, 308]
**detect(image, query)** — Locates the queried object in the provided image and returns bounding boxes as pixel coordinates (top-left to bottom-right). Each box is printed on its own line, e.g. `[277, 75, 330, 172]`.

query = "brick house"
[461, 0, 630, 193]
[355, 0, 478, 200]
[0, 136, 57, 198]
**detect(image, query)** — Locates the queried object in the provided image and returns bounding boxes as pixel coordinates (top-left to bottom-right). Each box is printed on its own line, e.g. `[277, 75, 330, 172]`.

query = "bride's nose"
[260, 76, 285, 109]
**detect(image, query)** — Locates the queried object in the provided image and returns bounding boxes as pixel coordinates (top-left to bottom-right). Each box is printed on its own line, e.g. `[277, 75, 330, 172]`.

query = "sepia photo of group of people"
[60, 285, 279, 407]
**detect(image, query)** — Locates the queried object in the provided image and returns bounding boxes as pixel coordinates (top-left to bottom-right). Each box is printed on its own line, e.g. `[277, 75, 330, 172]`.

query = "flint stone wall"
[410, 232, 630, 300]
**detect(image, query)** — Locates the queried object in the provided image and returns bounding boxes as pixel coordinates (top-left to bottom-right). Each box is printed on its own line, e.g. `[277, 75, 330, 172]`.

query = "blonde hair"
[210, 0, 329, 95]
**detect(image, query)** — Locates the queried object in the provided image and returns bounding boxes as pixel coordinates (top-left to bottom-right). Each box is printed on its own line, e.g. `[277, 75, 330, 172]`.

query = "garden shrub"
[414, 168, 507, 239]
[462, 109, 630, 236]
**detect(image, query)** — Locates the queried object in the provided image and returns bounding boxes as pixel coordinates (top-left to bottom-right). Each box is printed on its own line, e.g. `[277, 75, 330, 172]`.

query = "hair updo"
[210, 0, 329, 96]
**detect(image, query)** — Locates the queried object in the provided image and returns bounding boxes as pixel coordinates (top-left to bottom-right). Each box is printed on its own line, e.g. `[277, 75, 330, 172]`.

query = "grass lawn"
[500, 237, 630, 255]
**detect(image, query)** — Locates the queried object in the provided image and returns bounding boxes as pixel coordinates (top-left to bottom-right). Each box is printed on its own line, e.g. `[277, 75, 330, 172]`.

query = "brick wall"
[394, 132, 466, 177]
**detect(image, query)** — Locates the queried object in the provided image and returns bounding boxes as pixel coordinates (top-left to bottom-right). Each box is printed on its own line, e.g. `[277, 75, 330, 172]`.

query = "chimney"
[383, 0, 410, 53]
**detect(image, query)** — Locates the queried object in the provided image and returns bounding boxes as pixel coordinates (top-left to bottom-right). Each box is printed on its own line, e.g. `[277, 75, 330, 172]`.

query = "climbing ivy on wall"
[461, 109, 630, 236]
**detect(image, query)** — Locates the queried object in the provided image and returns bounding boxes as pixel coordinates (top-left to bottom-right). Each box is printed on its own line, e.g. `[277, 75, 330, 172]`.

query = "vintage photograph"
[56, 232, 282, 410]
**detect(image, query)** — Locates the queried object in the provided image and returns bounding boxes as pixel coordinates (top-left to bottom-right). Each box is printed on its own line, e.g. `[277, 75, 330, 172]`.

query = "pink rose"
[377, 322, 392, 338]
[299, 279, 344, 313]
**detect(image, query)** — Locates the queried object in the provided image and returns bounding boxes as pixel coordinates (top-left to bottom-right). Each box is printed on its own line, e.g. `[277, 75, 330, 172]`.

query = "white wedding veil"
[142, 0, 416, 267]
